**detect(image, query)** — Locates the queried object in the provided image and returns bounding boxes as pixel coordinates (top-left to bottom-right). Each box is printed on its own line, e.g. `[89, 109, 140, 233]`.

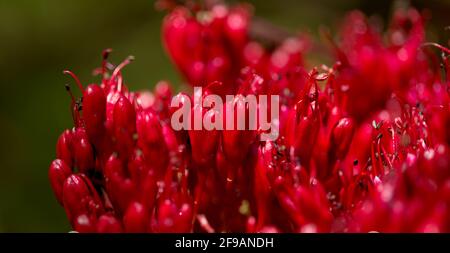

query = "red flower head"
[50, 2, 450, 233]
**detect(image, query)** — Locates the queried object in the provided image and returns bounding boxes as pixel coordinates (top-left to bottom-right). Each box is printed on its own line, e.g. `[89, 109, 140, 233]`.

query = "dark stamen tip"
[103, 48, 113, 59]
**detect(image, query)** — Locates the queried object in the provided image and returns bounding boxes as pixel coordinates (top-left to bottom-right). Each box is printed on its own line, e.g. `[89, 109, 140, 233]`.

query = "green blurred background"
[0, 0, 448, 232]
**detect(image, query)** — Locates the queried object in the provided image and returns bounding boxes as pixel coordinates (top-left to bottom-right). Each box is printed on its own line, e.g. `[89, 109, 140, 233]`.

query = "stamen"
[102, 48, 113, 77]
[421, 42, 450, 54]
[111, 56, 135, 92]
[63, 70, 84, 92]
[64, 84, 81, 127]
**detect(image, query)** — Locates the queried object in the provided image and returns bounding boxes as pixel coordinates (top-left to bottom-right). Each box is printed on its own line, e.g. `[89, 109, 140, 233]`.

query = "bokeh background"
[0, 0, 448, 232]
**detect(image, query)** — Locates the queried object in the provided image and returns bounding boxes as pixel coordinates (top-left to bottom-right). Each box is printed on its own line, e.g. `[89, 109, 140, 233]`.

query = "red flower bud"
[48, 159, 72, 205]
[83, 84, 107, 145]
[123, 201, 149, 233]
[113, 94, 137, 158]
[56, 129, 73, 167]
[330, 117, 356, 160]
[188, 102, 219, 168]
[104, 154, 135, 214]
[156, 199, 193, 233]
[72, 128, 95, 174]
[285, 94, 320, 167]
[62, 174, 104, 225]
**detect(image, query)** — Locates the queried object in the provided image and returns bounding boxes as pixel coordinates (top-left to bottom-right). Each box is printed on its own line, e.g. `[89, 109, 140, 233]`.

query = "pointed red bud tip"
[104, 154, 135, 214]
[113, 95, 137, 157]
[96, 214, 123, 233]
[156, 199, 177, 233]
[331, 117, 356, 159]
[104, 153, 123, 179]
[136, 110, 163, 145]
[187, 99, 220, 168]
[246, 216, 257, 233]
[224, 6, 249, 48]
[56, 129, 73, 167]
[49, 159, 72, 205]
[83, 84, 107, 142]
[285, 102, 320, 165]
[127, 148, 148, 186]
[162, 122, 182, 152]
[113, 95, 137, 134]
[72, 129, 95, 174]
[49, 4, 450, 232]
[141, 172, 158, 212]
[123, 202, 149, 233]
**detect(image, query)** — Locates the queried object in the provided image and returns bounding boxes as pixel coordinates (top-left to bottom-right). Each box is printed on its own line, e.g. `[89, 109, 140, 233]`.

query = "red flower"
[50, 2, 450, 233]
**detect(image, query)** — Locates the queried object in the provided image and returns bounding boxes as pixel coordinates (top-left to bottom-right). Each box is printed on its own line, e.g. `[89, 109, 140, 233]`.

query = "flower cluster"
[49, 2, 450, 232]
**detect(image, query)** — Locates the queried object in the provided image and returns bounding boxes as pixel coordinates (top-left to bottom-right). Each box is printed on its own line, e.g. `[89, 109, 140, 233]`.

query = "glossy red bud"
[113, 95, 137, 158]
[140, 171, 158, 212]
[49, 159, 72, 205]
[224, 6, 249, 53]
[127, 149, 149, 188]
[62, 174, 104, 224]
[83, 84, 107, 144]
[221, 88, 258, 165]
[56, 129, 73, 167]
[330, 117, 356, 160]
[156, 199, 180, 233]
[188, 104, 219, 168]
[105, 89, 121, 130]
[286, 102, 320, 166]
[175, 203, 194, 233]
[104, 154, 135, 214]
[72, 128, 95, 174]
[136, 110, 164, 146]
[123, 201, 149, 233]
